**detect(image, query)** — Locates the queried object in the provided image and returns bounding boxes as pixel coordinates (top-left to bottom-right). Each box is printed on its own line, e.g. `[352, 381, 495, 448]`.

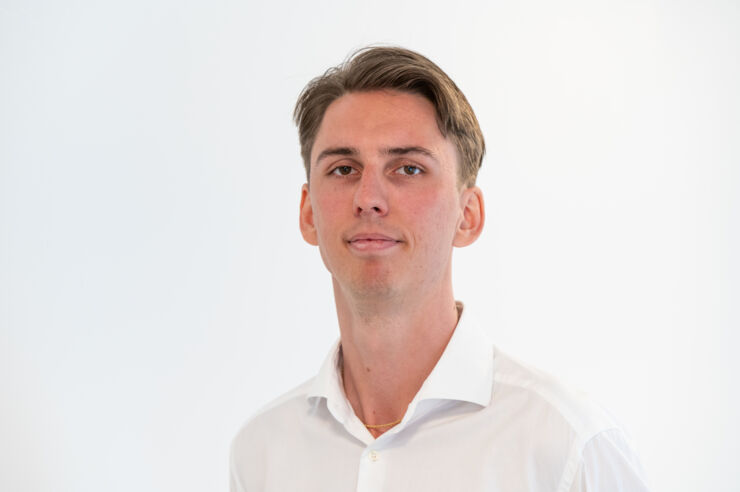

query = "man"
[231, 46, 650, 491]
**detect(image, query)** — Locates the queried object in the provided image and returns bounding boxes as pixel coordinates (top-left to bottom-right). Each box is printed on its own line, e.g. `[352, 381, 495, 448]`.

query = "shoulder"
[230, 377, 320, 491]
[231, 377, 315, 457]
[490, 346, 620, 443]
[488, 347, 650, 491]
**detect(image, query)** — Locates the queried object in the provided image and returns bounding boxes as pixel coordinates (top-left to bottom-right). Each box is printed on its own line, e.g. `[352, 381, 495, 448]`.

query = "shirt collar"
[307, 302, 494, 416]
[413, 302, 494, 407]
[306, 337, 351, 424]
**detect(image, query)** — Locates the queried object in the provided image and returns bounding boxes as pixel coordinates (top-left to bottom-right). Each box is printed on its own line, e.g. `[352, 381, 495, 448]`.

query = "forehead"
[311, 90, 451, 164]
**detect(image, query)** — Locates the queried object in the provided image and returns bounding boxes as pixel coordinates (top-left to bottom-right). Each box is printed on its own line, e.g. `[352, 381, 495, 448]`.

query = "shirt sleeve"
[567, 428, 651, 492]
[229, 440, 246, 492]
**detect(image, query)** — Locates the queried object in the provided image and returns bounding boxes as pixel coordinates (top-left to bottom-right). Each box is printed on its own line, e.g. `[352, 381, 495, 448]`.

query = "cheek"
[311, 194, 344, 273]
[312, 191, 345, 240]
[407, 190, 460, 246]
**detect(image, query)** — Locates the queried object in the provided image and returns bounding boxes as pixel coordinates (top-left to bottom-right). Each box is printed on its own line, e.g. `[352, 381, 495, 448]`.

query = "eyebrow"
[315, 146, 437, 166]
[382, 146, 437, 160]
[315, 147, 358, 165]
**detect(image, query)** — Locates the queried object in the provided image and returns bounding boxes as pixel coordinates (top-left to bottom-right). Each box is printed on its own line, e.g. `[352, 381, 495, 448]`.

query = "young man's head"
[294, 46, 485, 188]
[296, 47, 486, 304]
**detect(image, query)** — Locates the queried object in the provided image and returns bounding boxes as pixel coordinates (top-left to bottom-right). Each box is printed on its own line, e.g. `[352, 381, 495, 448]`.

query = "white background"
[1, 1, 738, 491]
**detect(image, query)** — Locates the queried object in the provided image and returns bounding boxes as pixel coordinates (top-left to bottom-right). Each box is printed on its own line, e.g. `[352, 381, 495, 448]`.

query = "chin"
[340, 272, 400, 301]
[354, 282, 397, 300]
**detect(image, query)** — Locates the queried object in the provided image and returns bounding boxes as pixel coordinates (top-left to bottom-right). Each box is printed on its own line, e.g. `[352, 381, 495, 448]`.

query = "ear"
[299, 183, 319, 246]
[453, 186, 485, 247]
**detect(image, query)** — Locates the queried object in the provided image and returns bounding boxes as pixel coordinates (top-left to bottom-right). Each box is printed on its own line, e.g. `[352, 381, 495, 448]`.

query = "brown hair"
[293, 46, 485, 187]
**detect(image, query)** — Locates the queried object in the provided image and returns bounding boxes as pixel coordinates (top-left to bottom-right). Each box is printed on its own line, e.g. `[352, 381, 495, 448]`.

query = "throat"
[337, 301, 461, 437]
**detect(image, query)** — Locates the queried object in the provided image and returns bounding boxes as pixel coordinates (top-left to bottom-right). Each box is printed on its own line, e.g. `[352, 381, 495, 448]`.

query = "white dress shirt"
[230, 304, 650, 491]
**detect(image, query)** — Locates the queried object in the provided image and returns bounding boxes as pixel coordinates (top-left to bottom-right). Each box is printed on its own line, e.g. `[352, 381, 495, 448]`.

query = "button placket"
[356, 447, 387, 492]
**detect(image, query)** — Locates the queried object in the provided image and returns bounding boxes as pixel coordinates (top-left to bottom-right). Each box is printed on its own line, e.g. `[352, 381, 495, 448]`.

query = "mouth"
[346, 233, 402, 252]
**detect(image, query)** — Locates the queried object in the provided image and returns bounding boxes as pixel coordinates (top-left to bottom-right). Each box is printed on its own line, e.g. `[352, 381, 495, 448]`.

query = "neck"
[333, 277, 460, 438]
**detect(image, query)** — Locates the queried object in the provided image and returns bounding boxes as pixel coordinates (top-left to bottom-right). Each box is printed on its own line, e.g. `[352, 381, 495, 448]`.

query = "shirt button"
[369, 450, 379, 462]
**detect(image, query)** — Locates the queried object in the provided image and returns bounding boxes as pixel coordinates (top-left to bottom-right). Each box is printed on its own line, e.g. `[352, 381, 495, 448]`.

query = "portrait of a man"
[229, 46, 650, 492]
[2, 2, 737, 491]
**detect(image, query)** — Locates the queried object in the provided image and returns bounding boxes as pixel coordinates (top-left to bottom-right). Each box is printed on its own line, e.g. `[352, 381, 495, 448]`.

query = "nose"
[353, 169, 389, 217]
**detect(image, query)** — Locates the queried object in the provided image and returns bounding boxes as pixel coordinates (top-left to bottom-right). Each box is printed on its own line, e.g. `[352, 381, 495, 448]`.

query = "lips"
[348, 233, 399, 242]
[347, 233, 402, 252]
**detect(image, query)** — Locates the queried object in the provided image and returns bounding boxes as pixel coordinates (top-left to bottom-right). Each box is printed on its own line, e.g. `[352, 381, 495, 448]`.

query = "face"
[299, 90, 483, 302]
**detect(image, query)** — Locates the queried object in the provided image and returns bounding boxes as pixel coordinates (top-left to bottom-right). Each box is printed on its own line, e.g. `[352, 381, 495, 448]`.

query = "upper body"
[230, 303, 650, 492]
[231, 46, 650, 491]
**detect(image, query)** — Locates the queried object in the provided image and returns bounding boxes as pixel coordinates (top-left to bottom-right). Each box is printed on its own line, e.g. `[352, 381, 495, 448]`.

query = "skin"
[299, 90, 485, 438]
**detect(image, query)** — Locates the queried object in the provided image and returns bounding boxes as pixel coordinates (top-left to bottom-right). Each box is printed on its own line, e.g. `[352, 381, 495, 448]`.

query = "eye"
[331, 165, 356, 176]
[396, 164, 422, 176]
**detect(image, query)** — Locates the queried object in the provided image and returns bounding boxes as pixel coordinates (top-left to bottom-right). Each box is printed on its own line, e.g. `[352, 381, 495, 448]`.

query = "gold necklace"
[363, 417, 403, 429]
[340, 350, 403, 430]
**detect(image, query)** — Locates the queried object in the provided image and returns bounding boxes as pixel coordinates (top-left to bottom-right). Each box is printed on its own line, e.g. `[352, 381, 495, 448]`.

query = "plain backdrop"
[1, 0, 738, 491]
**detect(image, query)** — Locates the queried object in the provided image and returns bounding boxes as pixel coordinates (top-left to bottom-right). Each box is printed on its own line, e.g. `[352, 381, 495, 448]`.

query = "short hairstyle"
[293, 46, 485, 187]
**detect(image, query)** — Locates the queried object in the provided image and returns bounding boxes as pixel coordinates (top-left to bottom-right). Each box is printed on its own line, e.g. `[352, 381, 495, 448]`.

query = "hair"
[293, 46, 485, 187]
